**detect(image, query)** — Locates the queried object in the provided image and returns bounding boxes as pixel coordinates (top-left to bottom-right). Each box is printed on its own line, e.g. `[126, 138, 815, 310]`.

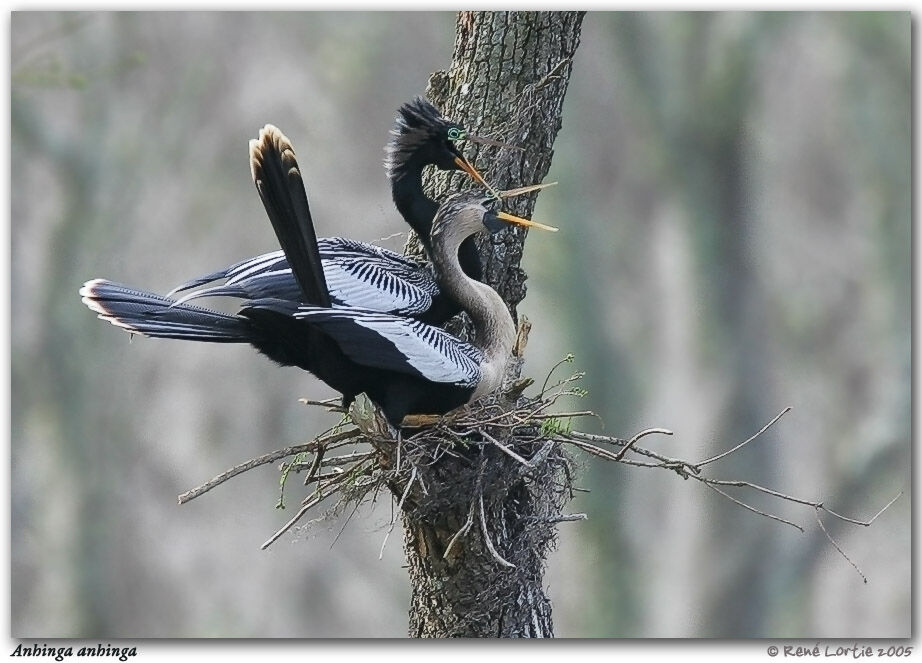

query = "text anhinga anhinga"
[167, 98, 504, 325]
[80, 129, 555, 425]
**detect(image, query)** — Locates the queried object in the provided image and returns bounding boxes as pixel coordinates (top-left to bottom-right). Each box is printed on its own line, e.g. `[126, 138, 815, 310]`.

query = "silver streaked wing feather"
[211, 238, 354, 286]
[323, 257, 434, 314]
[165, 249, 287, 297]
[319, 238, 436, 314]
[223, 250, 287, 284]
[295, 308, 482, 386]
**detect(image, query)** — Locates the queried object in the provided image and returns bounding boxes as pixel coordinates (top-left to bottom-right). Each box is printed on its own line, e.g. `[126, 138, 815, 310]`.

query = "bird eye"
[447, 127, 466, 141]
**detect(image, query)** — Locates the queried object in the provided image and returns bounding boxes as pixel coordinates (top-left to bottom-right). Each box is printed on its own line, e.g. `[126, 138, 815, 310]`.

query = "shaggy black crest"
[384, 97, 463, 179]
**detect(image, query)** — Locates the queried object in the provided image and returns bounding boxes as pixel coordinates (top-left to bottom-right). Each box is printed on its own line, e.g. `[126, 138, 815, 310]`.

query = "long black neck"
[391, 163, 483, 283]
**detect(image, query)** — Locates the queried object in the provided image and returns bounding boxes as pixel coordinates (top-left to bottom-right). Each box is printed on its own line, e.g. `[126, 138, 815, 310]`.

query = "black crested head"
[384, 97, 468, 180]
[398, 97, 450, 132]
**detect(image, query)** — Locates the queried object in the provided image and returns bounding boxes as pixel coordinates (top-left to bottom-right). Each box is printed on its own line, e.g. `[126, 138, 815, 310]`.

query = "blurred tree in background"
[11, 11, 909, 638]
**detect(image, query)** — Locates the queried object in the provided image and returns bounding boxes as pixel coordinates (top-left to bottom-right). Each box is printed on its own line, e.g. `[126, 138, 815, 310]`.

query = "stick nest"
[179, 356, 899, 582]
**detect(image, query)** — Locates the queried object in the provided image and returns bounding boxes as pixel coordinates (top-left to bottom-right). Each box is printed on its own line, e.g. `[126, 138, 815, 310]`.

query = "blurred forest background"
[11, 12, 910, 638]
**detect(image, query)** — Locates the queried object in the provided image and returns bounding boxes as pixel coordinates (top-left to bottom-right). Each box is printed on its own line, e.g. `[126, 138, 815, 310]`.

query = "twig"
[528, 440, 558, 471]
[704, 478, 822, 507]
[261, 489, 330, 550]
[521, 513, 588, 524]
[288, 450, 376, 470]
[562, 435, 625, 463]
[276, 451, 308, 509]
[302, 469, 343, 486]
[479, 493, 516, 569]
[696, 407, 791, 468]
[615, 427, 674, 461]
[822, 491, 902, 527]
[539, 354, 575, 399]
[298, 397, 345, 412]
[530, 410, 597, 421]
[564, 430, 699, 475]
[443, 498, 477, 560]
[815, 508, 867, 584]
[303, 444, 325, 487]
[481, 429, 531, 467]
[330, 499, 363, 550]
[703, 483, 804, 532]
[379, 465, 417, 560]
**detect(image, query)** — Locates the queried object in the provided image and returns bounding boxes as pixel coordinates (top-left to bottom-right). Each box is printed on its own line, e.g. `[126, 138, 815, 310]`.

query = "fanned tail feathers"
[79, 278, 252, 342]
[249, 125, 330, 308]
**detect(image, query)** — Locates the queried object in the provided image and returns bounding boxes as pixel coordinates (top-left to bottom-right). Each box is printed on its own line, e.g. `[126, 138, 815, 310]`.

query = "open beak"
[454, 155, 503, 200]
[499, 181, 558, 198]
[495, 210, 559, 233]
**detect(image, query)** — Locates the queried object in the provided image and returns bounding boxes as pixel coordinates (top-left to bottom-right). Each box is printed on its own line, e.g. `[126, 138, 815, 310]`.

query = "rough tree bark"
[398, 11, 585, 638]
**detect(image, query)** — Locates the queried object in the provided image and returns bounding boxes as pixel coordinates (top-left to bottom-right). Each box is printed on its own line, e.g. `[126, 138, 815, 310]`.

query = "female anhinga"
[80, 128, 555, 425]
[167, 98, 505, 325]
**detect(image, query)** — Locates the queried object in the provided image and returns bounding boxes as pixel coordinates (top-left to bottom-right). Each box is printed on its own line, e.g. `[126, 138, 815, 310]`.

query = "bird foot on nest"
[399, 410, 468, 429]
[399, 413, 445, 429]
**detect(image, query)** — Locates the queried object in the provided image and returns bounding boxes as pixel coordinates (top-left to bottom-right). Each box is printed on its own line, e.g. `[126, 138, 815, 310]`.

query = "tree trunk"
[400, 10, 585, 638]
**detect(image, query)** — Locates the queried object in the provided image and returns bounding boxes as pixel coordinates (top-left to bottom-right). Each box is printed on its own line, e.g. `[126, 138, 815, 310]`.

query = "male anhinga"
[80, 129, 555, 425]
[167, 98, 504, 325]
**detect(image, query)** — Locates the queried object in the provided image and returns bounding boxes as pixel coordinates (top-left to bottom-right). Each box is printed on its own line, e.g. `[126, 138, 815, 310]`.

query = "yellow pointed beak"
[496, 210, 558, 232]
[499, 181, 558, 198]
[454, 156, 502, 200]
